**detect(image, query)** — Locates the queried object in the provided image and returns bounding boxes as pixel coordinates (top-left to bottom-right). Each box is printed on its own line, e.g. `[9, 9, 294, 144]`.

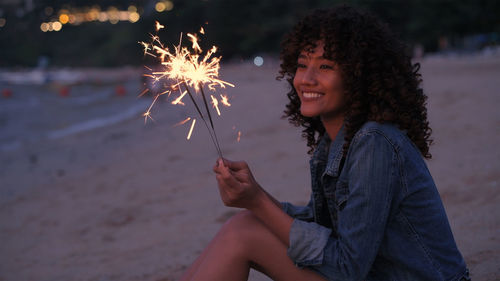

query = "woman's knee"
[217, 210, 263, 251]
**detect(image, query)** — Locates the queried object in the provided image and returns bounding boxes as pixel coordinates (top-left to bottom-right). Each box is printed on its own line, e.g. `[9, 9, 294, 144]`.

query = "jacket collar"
[312, 123, 346, 178]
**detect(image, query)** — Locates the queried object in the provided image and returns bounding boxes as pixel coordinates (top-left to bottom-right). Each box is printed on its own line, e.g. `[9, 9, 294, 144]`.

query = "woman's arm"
[213, 159, 293, 246]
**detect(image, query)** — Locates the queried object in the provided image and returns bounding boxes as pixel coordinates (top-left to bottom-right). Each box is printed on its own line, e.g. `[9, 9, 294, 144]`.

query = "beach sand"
[0, 55, 499, 280]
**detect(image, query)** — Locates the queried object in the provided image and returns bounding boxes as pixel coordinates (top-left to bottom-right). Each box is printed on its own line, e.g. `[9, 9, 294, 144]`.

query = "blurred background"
[0, 0, 499, 67]
[0, 1, 499, 281]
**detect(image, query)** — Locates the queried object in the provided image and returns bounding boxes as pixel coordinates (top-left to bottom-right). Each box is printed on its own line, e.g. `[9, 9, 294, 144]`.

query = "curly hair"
[277, 5, 433, 158]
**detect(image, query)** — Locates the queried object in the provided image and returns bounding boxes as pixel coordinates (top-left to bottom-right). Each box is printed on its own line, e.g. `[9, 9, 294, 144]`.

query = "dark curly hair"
[277, 5, 433, 158]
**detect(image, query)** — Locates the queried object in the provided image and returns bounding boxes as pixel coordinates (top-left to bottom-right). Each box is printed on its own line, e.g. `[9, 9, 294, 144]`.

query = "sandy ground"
[0, 55, 499, 281]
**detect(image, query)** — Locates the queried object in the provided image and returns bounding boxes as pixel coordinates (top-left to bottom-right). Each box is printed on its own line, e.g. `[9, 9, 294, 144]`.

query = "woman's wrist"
[247, 186, 269, 212]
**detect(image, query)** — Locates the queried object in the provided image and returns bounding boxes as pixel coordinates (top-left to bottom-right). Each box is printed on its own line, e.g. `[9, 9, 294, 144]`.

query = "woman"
[180, 5, 469, 281]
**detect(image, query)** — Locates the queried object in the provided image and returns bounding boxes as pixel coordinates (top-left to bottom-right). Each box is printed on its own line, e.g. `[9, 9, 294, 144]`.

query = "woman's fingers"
[226, 160, 249, 171]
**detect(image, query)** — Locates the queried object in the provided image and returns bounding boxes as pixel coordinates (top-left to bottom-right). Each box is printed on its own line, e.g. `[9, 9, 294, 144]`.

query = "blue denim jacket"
[282, 121, 469, 281]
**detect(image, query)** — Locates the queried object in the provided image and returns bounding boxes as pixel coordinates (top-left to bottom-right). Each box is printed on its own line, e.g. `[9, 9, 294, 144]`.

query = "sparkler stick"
[198, 84, 223, 157]
[182, 81, 223, 158]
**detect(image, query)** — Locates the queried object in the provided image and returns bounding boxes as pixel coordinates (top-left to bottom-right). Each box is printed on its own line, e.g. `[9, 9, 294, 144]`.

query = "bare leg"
[179, 210, 327, 281]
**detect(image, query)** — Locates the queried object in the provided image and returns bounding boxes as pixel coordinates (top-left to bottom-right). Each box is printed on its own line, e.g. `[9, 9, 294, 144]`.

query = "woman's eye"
[320, 64, 334, 70]
[297, 63, 306, 68]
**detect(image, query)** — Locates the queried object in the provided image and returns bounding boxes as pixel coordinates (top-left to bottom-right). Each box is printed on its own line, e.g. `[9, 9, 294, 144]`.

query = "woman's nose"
[299, 67, 317, 85]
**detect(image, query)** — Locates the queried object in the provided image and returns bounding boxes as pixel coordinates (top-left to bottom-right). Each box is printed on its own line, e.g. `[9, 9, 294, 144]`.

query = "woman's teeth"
[303, 92, 322, 98]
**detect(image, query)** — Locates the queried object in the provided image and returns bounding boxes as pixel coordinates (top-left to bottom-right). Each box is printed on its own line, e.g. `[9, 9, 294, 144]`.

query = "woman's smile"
[301, 92, 324, 100]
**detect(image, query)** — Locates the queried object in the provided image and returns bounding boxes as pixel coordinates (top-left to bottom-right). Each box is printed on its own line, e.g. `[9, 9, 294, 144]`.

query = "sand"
[0, 54, 499, 281]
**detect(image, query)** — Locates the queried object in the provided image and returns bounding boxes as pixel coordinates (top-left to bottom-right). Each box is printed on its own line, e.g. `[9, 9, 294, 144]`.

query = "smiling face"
[293, 41, 346, 121]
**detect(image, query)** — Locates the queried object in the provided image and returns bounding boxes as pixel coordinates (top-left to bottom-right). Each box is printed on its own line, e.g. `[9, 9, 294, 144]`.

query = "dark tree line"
[0, 0, 498, 67]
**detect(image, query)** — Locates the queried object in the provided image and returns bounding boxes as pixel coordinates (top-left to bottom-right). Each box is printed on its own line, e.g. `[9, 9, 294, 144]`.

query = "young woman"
[179, 5, 470, 281]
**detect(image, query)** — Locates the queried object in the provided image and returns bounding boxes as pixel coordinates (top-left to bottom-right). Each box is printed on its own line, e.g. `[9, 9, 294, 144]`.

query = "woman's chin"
[300, 108, 320, 118]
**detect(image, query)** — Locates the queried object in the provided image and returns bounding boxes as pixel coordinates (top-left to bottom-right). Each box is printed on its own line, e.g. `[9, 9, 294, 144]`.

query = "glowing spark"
[171, 90, 187, 105]
[200, 27, 205, 34]
[220, 94, 231, 106]
[143, 94, 160, 123]
[173, 117, 191, 127]
[143, 111, 155, 123]
[145, 32, 234, 92]
[138, 88, 149, 97]
[158, 89, 170, 96]
[155, 21, 165, 31]
[187, 119, 196, 140]
[139, 41, 155, 57]
[237, 131, 241, 142]
[210, 95, 221, 116]
[187, 33, 202, 53]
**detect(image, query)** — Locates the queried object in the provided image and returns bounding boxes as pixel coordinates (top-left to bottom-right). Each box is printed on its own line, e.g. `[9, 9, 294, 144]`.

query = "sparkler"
[139, 22, 234, 158]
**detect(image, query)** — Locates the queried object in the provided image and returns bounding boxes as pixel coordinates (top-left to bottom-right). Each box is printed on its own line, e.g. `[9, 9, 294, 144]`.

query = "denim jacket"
[282, 121, 469, 281]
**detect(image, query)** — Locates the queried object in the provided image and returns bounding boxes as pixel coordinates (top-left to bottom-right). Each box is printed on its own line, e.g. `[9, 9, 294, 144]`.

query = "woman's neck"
[321, 114, 344, 141]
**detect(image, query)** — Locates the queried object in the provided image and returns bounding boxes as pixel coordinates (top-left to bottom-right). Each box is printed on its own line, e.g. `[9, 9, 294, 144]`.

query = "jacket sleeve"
[286, 132, 399, 281]
[281, 194, 315, 222]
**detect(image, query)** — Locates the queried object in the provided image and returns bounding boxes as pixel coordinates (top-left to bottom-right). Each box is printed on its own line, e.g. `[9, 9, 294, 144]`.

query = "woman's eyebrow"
[298, 53, 331, 61]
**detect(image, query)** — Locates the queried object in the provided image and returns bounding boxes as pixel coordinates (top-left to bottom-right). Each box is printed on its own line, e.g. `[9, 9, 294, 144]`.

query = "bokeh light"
[40, 22, 48, 32]
[155, 1, 174, 12]
[98, 12, 108, 22]
[44, 6, 53, 16]
[38, 5, 143, 32]
[253, 56, 264, 67]
[52, 21, 62, 31]
[164, 0, 174, 11]
[129, 12, 140, 23]
[0, 18, 6, 28]
[128, 5, 137, 13]
[59, 14, 69, 24]
[155, 2, 166, 12]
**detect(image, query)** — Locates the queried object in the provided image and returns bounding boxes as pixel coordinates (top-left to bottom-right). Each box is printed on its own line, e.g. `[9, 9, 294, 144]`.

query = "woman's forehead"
[298, 42, 328, 59]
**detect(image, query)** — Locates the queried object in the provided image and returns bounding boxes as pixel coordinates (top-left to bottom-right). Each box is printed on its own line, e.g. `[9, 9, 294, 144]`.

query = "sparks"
[210, 95, 221, 116]
[139, 41, 155, 57]
[187, 118, 196, 140]
[187, 33, 202, 53]
[146, 32, 234, 92]
[220, 94, 231, 106]
[171, 90, 188, 105]
[173, 117, 191, 127]
[143, 94, 160, 123]
[138, 88, 149, 98]
[155, 21, 165, 31]
[139, 22, 234, 157]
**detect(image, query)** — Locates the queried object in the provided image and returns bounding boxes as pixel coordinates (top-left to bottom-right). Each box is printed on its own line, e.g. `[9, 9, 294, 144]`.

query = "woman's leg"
[180, 210, 327, 281]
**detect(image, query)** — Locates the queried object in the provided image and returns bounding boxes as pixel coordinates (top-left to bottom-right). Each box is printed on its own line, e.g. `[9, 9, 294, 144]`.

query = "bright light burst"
[139, 23, 235, 157]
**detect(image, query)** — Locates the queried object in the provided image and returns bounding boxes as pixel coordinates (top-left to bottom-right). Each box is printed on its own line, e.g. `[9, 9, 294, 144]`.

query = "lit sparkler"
[139, 23, 234, 158]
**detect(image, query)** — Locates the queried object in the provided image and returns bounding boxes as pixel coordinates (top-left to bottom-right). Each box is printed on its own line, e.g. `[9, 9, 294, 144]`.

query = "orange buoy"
[115, 85, 126, 96]
[59, 86, 70, 97]
[2, 88, 12, 98]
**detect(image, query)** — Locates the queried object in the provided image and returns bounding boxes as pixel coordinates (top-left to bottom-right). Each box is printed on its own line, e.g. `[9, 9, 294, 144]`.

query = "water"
[0, 68, 154, 152]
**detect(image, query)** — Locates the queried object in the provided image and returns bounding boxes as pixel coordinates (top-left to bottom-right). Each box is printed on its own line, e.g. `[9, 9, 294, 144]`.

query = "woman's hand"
[213, 158, 265, 210]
